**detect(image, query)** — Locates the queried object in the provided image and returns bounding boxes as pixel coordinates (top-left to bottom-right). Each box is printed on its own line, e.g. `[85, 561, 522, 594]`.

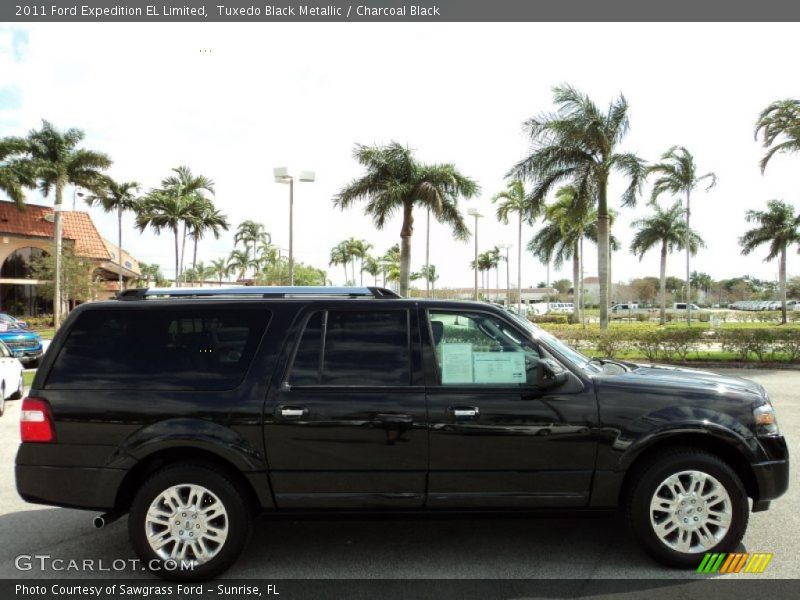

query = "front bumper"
[751, 435, 789, 511]
[11, 347, 43, 364]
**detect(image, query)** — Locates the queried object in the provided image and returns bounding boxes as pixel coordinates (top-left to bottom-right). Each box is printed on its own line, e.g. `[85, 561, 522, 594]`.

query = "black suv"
[16, 286, 789, 580]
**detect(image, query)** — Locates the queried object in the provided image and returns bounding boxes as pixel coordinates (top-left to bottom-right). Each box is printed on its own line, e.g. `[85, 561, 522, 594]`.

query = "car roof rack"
[116, 286, 401, 301]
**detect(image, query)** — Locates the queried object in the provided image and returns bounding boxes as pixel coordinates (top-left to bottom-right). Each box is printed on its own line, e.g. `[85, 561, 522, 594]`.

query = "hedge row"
[541, 326, 800, 362]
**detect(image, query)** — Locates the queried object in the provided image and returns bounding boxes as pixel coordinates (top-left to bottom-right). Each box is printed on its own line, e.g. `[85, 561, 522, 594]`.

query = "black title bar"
[4, 0, 800, 22]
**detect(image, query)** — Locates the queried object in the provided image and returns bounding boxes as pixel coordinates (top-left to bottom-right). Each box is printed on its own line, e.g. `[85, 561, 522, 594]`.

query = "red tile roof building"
[0, 201, 141, 315]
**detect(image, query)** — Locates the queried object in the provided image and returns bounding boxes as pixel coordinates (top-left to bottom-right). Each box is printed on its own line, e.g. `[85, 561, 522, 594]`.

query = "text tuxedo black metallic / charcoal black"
[15, 287, 789, 580]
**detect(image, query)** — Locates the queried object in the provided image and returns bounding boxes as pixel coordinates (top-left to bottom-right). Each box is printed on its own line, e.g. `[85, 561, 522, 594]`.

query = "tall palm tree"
[329, 241, 351, 284]
[85, 177, 141, 291]
[160, 166, 215, 282]
[234, 220, 269, 279]
[334, 142, 478, 296]
[509, 85, 646, 328]
[739, 200, 800, 324]
[754, 99, 800, 173]
[0, 136, 34, 208]
[362, 255, 381, 286]
[227, 249, 251, 282]
[381, 244, 401, 289]
[25, 120, 112, 326]
[210, 257, 230, 287]
[630, 201, 705, 325]
[529, 185, 614, 323]
[136, 190, 194, 287]
[347, 239, 373, 286]
[690, 271, 713, 302]
[187, 199, 229, 276]
[493, 179, 543, 312]
[648, 146, 717, 324]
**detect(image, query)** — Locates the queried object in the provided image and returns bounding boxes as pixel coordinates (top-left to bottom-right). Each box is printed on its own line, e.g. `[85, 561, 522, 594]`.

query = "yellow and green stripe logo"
[697, 553, 773, 574]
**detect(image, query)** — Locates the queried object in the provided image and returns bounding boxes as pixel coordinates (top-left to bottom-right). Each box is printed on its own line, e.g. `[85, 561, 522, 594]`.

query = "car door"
[264, 304, 427, 509]
[0, 341, 15, 397]
[423, 307, 598, 508]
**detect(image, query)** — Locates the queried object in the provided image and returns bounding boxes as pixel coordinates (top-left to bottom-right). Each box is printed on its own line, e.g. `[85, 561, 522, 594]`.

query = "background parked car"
[0, 313, 28, 329]
[0, 325, 43, 367]
[0, 339, 25, 416]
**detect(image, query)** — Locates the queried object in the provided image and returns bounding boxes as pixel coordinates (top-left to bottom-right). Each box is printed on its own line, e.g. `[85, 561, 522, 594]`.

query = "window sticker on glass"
[440, 343, 474, 384]
[473, 352, 526, 384]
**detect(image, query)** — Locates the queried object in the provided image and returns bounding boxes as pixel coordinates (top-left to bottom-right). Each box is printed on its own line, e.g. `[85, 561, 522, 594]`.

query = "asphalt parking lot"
[0, 368, 797, 580]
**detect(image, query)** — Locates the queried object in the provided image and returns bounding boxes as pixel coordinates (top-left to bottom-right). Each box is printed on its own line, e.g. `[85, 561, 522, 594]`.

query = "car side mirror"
[537, 358, 569, 391]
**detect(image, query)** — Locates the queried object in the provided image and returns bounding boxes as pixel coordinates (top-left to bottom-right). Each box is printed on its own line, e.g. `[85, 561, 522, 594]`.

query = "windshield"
[504, 311, 600, 373]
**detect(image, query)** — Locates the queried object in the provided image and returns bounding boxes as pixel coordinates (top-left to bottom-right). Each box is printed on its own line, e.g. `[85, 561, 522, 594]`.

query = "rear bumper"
[16, 465, 125, 511]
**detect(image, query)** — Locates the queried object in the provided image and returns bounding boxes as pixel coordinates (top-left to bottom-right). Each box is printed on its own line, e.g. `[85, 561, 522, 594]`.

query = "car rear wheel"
[627, 448, 749, 568]
[128, 462, 252, 580]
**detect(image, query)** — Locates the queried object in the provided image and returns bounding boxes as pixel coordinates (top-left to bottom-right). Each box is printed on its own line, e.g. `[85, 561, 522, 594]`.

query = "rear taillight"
[20, 397, 56, 443]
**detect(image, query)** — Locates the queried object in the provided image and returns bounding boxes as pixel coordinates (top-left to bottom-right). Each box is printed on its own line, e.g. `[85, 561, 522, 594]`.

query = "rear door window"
[46, 307, 271, 390]
[288, 309, 410, 387]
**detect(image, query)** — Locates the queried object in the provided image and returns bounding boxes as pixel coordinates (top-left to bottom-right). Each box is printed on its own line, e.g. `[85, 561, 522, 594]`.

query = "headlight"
[754, 403, 779, 436]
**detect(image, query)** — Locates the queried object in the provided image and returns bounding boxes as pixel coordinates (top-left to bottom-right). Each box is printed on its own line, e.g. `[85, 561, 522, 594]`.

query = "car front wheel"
[627, 449, 749, 568]
[128, 462, 252, 580]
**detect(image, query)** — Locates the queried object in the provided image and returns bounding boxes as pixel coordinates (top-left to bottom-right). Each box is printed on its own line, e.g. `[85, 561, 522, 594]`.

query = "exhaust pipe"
[93, 511, 122, 529]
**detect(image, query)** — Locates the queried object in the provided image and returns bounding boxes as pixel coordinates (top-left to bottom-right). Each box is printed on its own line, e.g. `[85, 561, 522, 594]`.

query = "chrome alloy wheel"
[650, 470, 732, 553]
[145, 483, 229, 564]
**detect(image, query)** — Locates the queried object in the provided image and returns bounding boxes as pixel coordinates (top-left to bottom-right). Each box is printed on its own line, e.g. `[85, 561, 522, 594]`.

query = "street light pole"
[425, 207, 431, 297]
[274, 168, 315, 286]
[468, 208, 482, 301]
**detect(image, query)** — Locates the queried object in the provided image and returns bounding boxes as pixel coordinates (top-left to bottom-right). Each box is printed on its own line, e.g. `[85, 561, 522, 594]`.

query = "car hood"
[0, 329, 41, 340]
[610, 361, 766, 399]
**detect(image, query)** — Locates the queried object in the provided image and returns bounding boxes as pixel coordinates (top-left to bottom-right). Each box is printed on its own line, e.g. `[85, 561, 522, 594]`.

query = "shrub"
[632, 331, 661, 362]
[530, 314, 570, 325]
[720, 329, 776, 361]
[596, 330, 627, 358]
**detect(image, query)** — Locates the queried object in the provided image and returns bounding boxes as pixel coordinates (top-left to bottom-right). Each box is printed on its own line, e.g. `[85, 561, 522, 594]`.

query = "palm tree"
[420, 264, 439, 296]
[648, 146, 717, 324]
[329, 241, 351, 284]
[187, 199, 229, 276]
[227, 249, 251, 282]
[0, 136, 34, 208]
[234, 220, 269, 279]
[380, 244, 401, 289]
[334, 142, 478, 296]
[509, 85, 646, 328]
[739, 200, 800, 324]
[136, 190, 193, 287]
[630, 201, 705, 325]
[754, 99, 800, 173]
[348, 239, 373, 286]
[25, 120, 112, 326]
[85, 177, 141, 291]
[160, 166, 215, 282]
[362, 255, 381, 287]
[529, 185, 614, 323]
[690, 271, 713, 302]
[210, 257, 230, 287]
[471, 251, 494, 294]
[137, 262, 163, 287]
[493, 179, 543, 312]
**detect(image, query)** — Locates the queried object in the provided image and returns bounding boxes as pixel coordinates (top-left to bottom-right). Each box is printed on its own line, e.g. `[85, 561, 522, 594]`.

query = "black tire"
[128, 462, 252, 581]
[626, 448, 749, 568]
[9, 376, 24, 400]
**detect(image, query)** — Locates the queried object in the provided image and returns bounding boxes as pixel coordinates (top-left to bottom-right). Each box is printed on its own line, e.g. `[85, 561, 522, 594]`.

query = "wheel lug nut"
[182, 513, 186, 517]
[179, 530, 184, 534]
[196, 524, 200, 529]
[683, 519, 688, 523]
[694, 517, 698, 521]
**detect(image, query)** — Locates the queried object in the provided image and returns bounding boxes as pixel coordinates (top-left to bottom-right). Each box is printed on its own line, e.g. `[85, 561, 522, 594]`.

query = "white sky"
[1, 22, 798, 287]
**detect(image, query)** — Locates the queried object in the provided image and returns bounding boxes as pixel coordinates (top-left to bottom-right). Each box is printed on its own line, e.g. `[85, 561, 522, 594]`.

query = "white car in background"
[0, 339, 25, 416]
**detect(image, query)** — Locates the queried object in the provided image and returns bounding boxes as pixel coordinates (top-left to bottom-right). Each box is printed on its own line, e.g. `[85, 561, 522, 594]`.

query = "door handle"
[278, 406, 308, 419]
[448, 406, 480, 419]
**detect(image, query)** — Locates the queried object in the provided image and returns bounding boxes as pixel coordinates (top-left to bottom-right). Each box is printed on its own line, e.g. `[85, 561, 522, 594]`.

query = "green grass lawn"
[23, 370, 36, 388]
[33, 328, 55, 340]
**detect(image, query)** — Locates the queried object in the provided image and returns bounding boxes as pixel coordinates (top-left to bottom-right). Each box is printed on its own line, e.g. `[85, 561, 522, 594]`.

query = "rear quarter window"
[45, 307, 271, 390]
